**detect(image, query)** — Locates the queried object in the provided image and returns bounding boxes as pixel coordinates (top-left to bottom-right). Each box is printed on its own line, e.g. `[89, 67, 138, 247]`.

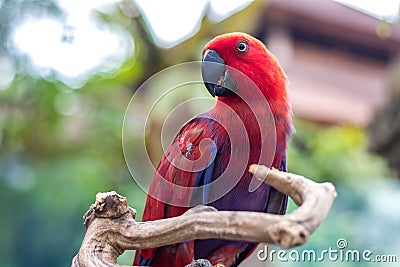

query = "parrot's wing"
[135, 118, 220, 266]
[190, 142, 217, 206]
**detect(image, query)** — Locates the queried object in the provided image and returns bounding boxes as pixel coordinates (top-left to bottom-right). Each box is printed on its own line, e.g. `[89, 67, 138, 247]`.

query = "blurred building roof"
[259, 0, 400, 125]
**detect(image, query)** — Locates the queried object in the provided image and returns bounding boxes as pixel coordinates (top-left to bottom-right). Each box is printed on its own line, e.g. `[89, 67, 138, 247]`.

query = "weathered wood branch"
[72, 164, 336, 267]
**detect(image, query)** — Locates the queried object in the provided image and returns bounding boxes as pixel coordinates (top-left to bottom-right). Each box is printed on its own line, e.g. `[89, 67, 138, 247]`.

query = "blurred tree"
[0, 2, 141, 266]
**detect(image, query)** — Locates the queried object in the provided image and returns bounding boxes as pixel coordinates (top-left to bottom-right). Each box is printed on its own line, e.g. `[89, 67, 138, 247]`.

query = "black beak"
[202, 49, 237, 97]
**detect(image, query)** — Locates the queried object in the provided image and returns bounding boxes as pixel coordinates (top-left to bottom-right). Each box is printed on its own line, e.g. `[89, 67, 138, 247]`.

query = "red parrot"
[134, 32, 293, 267]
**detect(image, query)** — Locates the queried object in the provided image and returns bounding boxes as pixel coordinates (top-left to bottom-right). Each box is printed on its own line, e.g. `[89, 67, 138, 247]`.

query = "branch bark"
[72, 164, 337, 267]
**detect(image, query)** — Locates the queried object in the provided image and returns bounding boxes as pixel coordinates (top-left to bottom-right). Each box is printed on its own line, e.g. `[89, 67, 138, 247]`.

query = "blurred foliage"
[0, 1, 399, 267]
[0, 67, 147, 267]
[287, 119, 394, 187]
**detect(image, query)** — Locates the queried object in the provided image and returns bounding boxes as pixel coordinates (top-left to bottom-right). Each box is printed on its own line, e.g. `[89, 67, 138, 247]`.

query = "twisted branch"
[72, 164, 336, 267]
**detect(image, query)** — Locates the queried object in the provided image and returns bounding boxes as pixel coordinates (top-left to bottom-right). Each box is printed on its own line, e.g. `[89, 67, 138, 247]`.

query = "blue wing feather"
[191, 144, 217, 205]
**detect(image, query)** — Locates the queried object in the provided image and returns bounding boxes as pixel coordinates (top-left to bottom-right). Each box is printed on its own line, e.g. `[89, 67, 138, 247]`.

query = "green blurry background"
[0, 0, 399, 266]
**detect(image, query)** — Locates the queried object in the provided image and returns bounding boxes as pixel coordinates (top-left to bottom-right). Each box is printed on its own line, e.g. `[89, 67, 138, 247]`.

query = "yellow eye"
[237, 41, 248, 53]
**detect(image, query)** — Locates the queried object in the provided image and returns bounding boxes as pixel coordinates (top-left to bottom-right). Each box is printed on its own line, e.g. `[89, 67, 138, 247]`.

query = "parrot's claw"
[185, 259, 214, 267]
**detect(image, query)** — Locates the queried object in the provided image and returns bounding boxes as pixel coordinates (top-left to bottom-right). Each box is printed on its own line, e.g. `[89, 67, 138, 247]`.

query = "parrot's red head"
[201, 32, 288, 104]
[201, 32, 293, 150]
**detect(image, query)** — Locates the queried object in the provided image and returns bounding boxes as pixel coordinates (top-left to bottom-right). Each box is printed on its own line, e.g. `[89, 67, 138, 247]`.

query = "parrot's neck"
[211, 94, 292, 168]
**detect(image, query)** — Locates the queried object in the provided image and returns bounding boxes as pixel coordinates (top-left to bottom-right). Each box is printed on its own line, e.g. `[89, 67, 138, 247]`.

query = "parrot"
[134, 32, 293, 267]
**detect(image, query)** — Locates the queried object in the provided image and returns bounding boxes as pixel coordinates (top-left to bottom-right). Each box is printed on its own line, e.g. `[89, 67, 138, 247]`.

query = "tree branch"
[72, 164, 336, 267]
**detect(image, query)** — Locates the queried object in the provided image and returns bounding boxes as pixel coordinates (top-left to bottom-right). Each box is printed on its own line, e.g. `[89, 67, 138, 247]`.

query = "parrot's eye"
[237, 41, 248, 53]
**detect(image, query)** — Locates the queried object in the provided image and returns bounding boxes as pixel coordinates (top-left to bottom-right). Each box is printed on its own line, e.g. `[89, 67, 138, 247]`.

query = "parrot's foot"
[185, 259, 214, 267]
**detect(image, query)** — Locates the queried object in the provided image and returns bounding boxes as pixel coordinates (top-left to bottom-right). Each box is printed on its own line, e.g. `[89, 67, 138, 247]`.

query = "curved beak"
[201, 49, 236, 97]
